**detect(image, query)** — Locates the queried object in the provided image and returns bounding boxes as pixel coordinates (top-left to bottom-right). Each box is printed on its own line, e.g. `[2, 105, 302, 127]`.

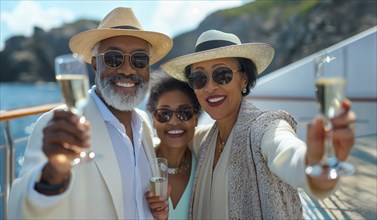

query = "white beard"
[95, 74, 149, 111]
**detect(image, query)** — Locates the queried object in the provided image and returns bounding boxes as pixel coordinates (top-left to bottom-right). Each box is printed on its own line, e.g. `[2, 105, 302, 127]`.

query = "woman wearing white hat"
[161, 29, 356, 219]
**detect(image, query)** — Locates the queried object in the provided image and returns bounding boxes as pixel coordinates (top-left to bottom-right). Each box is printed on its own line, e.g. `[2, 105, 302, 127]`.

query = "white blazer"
[8, 96, 156, 219]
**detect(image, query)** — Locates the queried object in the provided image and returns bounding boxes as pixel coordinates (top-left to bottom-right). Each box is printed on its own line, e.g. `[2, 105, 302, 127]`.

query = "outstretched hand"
[306, 99, 356, 190]
[41, 110, 90, 185]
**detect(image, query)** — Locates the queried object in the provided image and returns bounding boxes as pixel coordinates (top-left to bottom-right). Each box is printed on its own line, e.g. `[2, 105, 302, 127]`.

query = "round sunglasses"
[153, 107, 196, 123]
[187, 66, 241, 90]
[97, 50, 150, 70]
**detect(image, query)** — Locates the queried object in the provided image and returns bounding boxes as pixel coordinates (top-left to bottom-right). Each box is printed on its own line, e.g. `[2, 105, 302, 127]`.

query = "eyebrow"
[212, 63, 227, 69]
[158, 104, 193, 109]
[193, 63, 228, 71]
[105, 46, 148, 52]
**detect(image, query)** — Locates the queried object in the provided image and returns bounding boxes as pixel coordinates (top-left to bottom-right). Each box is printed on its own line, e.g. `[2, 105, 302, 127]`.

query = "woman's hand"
[145, 185, 171, 220]
[306, 99, 356, 190]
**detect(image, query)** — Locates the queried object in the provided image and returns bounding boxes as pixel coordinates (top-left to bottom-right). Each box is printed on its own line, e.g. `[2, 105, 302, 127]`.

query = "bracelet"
[34, 176, 69, 195]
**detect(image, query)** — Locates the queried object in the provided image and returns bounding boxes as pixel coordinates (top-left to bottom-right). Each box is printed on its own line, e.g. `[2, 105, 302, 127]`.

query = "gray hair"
[91, 42, 100, 57]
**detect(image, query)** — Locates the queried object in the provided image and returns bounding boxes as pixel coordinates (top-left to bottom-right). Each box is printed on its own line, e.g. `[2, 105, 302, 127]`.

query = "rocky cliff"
[156, 0, 377, 76]
[0, 20, 99, 82]
[1, 0, 376, 82]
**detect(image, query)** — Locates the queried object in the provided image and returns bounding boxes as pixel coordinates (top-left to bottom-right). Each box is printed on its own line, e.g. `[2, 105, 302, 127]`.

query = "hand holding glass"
[55, 53, 96, 165]
[305, 52, 355, 179]
[150, 158, 168, 200]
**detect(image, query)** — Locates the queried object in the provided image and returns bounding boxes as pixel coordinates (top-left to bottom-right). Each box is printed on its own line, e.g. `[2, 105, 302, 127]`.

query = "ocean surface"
[0, 82, 62, 137]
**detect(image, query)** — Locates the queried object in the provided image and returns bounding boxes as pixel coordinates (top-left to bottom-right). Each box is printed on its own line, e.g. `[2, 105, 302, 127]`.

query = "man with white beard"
[8, 7, 172, 220]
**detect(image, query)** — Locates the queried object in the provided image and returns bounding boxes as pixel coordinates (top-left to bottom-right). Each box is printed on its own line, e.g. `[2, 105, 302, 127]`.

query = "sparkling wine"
[315, 77, 346, 118]
[150, 177, 168, 199]
[56, 74, 89, 115]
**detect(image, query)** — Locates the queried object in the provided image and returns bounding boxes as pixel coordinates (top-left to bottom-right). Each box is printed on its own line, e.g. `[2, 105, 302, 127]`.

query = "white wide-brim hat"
[69, 7, 173, 64]
[161, 29, 274, 82]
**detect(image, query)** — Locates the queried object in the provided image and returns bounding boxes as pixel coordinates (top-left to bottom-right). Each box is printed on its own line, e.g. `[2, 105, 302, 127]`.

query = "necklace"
[160, 150, 191, 175]
[167, 160, 190, 175]
[217, 135, 226, 154]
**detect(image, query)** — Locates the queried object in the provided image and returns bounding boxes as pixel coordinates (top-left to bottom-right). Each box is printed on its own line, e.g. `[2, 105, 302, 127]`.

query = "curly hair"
[147, 71, 201, 115]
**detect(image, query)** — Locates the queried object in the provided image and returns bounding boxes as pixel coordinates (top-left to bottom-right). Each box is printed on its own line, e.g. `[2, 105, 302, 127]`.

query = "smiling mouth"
[166, 129, 185, 135]
[115, 81, 136, 88]
[207, 96, 225, 103]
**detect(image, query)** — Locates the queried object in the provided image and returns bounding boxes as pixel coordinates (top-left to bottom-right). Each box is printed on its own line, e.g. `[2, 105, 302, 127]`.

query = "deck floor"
[300, 135, 377, 219]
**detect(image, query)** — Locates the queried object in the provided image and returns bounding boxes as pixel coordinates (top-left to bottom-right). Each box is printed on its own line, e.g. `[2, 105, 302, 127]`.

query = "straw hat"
[161, 29, 274, 82]
[69, 7, 173, 64]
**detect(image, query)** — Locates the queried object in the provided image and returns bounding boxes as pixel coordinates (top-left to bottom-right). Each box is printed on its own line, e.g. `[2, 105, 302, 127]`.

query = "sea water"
[0, 82, 61, 142]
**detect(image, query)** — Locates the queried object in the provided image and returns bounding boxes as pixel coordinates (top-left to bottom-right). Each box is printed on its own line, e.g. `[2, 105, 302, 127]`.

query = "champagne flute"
[55, 53, 96, 165]
[305, 50, 355, 180]
[150, 158, 168, 199]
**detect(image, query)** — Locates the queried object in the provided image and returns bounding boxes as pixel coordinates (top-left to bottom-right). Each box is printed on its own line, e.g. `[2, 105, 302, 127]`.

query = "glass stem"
[322, 119, 338, 167]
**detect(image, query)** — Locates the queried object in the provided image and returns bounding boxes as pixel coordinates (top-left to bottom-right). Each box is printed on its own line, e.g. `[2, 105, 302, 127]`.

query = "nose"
[204, 74, 218, 92]
[168, 112, 181, 125]
[118, 55, 136, 74]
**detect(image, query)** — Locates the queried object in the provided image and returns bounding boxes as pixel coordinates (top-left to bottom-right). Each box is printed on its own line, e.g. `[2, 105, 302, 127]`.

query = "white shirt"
[90, 88, 153, 219]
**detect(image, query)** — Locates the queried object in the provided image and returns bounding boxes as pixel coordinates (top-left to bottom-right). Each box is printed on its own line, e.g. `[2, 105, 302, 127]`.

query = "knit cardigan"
[189, 99, 303, 219]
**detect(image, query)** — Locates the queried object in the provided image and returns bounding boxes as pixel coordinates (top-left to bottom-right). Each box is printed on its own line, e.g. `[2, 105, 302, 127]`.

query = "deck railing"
[0, 103, 61, 220]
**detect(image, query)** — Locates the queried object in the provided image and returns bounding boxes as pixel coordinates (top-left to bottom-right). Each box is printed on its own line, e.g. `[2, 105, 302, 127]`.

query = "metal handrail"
[0, 102, 61, 220]
[0, 103, 62, 121]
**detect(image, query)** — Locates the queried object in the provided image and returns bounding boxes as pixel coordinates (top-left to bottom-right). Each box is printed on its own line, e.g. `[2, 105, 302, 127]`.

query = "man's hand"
[40, 110, 90, 187]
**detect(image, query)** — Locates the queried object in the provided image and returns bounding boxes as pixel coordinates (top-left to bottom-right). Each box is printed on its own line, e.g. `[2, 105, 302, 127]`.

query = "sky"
[0, 0, 250, 51]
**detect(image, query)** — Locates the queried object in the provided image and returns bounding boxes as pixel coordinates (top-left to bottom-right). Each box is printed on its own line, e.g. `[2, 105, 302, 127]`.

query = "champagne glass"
[305, 50, 355, 180]
[150, 158, 168, 199]
[55, 53, 96, 165]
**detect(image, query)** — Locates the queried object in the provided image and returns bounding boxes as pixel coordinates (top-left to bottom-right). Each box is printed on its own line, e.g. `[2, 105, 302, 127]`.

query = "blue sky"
[0, 0, 250, 51]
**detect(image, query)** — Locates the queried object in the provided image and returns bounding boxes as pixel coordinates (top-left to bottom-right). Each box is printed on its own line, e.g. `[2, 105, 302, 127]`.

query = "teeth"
[116, 82, 135, 88]
[208, 97, 224, 103]
[167, 130, 184, 135]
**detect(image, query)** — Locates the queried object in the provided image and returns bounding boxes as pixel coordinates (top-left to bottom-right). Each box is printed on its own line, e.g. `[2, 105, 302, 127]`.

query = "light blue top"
[168, 152, 196, 220]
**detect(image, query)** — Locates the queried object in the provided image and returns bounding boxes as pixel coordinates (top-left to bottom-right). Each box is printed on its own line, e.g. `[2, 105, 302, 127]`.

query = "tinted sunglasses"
[187, 66, 240, 90]
[154, 107, 196, 123]
[97, 50, 150, 70]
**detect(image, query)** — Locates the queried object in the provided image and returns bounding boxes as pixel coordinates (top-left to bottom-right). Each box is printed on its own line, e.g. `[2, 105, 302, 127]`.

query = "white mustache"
[108, 73, 143, 84]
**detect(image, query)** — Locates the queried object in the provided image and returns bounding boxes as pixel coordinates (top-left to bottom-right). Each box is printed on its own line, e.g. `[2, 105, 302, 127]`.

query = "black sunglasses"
[187, 66, 240, 90]
[97, 50, 150, 70]
[153, 107, 196, 123]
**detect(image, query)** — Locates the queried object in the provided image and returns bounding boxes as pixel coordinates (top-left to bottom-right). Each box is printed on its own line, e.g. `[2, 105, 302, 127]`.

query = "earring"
[242, 88, 247, 94]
